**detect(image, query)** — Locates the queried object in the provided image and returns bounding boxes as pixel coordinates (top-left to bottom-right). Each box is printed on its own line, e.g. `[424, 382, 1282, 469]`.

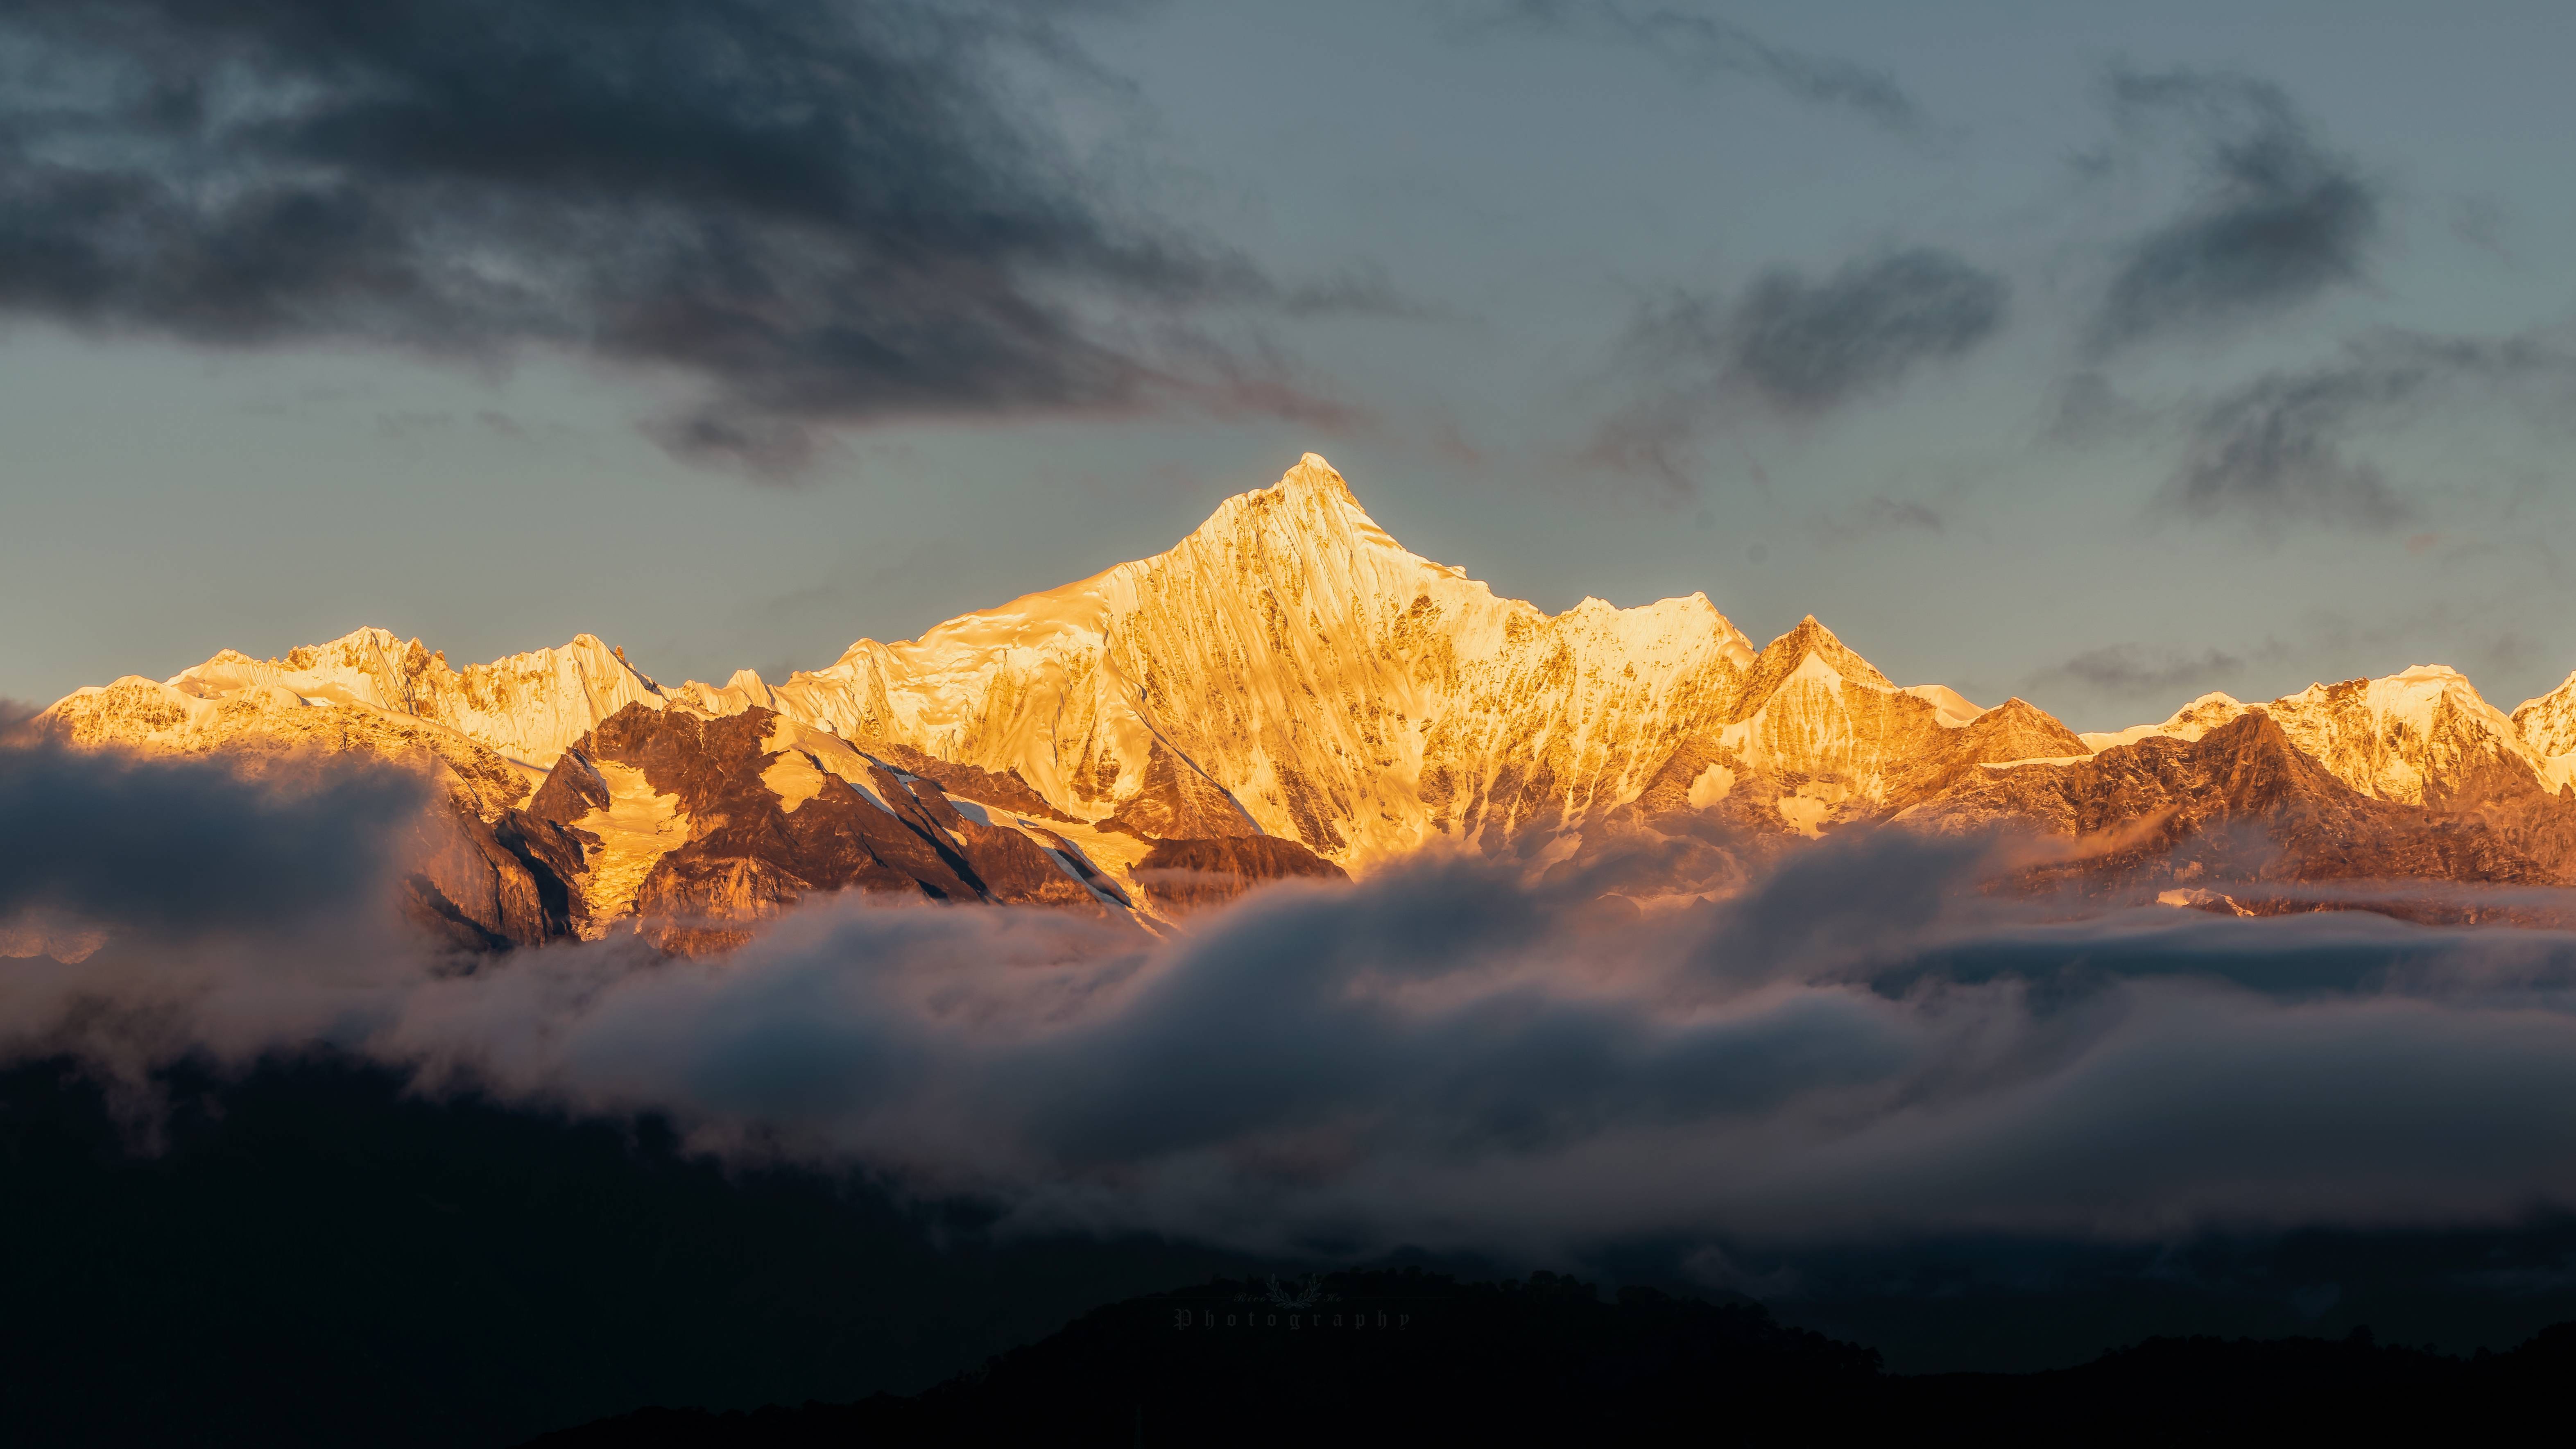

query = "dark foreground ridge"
[10, 1059, 2576, 1447]
[529, 1271, 2576, 1447]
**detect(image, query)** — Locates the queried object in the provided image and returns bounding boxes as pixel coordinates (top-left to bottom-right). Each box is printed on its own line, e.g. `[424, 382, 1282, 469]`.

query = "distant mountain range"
[41, 454, 2576, 949]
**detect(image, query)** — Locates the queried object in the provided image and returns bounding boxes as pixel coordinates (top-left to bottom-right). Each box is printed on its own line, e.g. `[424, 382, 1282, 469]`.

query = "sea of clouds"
[9, 735, 2576, 1266]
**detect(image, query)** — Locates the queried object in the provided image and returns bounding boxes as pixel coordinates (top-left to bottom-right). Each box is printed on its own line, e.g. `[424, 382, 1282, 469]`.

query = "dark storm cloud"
[1729, 252, 2008, 408]
[1588, 249, 2007, 486]
[2163, 329, 2576, 532]
[20, 806, 2576, 1257]
[0, 0, 1343, 477]
[0, 736, 422, 932]
[2090, 67, 2380, 352]
[1462, 1, 1927, 134]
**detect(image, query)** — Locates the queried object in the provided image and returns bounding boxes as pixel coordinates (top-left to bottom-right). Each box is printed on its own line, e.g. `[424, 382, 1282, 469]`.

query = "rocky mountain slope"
[1917, 713, 2566, 912]
[2079, 665, 2569, 809]
[40, 453, 2576, 946]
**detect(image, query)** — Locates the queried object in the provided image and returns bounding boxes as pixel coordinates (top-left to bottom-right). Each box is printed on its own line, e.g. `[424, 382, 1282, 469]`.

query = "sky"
[7, 0, 2576, 731]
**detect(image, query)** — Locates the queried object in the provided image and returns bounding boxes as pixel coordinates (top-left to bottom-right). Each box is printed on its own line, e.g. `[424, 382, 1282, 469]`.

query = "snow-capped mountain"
[2078, 666, 2567, 808]
[55, 455, 2051, 866]
[643, 456, 2086, 859]
[171, 627, 657, 771]
[40, 452, 2576, 948]
[1924, 710, 2556, 904]
[2511, 671, 2576, 786]
[687, 454, 1771, 864]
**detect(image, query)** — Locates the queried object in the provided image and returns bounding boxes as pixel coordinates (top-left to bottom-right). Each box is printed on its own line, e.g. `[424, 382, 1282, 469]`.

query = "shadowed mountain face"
[39, 453, 2576, 949]
[493, 702, 1317, 948]
[1129, 835, 1351, 913]
[441, 700, 1350, 950]
[1926, 713, 2560, 881]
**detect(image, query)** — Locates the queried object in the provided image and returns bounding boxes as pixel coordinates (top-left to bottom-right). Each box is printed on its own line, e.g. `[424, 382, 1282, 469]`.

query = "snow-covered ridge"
[2082, 665, 2569, 805]
[154, 626, 664, 770]
[2512, 670, 2576, 792]
[45, 452, 2576, 868]
[670, 453, 1790, 864]
[2078, 692, 2251, 752]
[44, 626, 672, 824]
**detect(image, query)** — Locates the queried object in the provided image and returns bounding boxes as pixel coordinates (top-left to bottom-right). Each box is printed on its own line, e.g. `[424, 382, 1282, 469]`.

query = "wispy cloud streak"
[2163, 328, 2576, 533]
[1588, 249, 2007, 489]
[1459, 1, 1928, 134]
[2088, 67, 2380, 353]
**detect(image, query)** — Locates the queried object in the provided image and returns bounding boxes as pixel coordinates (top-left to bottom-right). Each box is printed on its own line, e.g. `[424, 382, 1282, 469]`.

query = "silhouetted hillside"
[530, 1279, 2576, 1447]
[1906, 1324, 2576, 1443]
[527, 1270, 1884, 1445]
[8, 1058, 2576, 1448]
[0, 1058, 1258, 1448]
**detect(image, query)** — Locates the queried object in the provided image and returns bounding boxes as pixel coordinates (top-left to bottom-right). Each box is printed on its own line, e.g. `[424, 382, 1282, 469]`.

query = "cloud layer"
[0, 738, 421, 932]
[15, 741, 2576, 1265]
[2091, 67, 2381, 353]
[1465, 1, 1927, 134]
[2038, 643, 2252, 700]
[1589, 249, 2007, 486]
[2164, 328, 2576, 532]
[0, 0, 1346, 475]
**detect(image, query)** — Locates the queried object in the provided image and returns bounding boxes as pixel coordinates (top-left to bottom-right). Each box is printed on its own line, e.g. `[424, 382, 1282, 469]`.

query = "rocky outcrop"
[1915, 713, 2559, 892]
[858, 742, 1074, 823]
[1130, 836, 1350, 913]
[503, 704, 1139, 949]
[402, 798, 569, 951]
[1103, 738, 1262, 840]
[2083, 666, 2562, 811]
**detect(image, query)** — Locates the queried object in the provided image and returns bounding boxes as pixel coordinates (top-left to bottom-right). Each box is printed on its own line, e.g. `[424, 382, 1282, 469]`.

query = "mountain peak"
[1276, 452, 1357, 505]
[1758, 616, 1892, 687]
[2513, 670, 2576, 767]
[1723, 615, 1899, 732]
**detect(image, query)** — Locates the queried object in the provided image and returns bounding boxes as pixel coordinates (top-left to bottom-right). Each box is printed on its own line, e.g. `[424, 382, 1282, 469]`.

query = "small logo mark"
[1240, 1275, 1336, 1311]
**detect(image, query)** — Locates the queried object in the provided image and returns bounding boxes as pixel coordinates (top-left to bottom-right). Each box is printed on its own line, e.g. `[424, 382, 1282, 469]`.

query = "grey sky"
[5, 0, 2574, 730]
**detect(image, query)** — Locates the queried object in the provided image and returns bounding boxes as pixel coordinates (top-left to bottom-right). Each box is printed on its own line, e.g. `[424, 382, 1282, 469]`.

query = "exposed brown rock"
[1872, 698, 2094, 808]
[1953, 698, 2092, 768]
[862, 742, 1075, 823]
[1916, 712, 2555, 892]
[401, 796, 568, 951]
[508, 704, 1138, 950]
[1019, 826, 1136, 908]
[1131, 835, 1349, 913]
[945, 817, 1112, 915]
[1105, 738, 1261, 840]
